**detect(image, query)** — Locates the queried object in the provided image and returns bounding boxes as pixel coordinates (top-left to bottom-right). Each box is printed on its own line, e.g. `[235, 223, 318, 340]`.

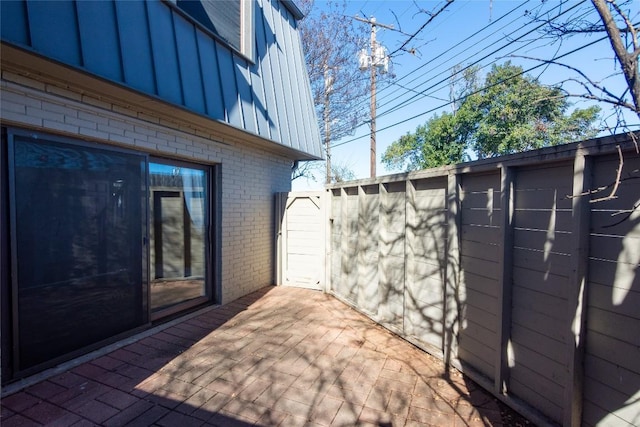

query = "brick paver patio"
[1, 286, 532, 426]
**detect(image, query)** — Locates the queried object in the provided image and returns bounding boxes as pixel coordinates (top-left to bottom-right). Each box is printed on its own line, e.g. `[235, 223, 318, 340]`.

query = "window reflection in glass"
[149, 162, 207, 312]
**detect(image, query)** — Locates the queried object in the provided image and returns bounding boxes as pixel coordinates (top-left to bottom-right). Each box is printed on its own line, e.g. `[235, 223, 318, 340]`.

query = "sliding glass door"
[149, 160, 209, 317]
[10, 135, 147, 371]
[3, 131, 213, 379]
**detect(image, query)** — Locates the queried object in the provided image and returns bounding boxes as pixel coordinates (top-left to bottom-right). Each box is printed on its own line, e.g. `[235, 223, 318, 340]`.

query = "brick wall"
[1, 71, 293, 304]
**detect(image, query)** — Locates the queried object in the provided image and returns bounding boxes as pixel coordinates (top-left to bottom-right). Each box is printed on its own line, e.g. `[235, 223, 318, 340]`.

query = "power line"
[374, 0, 535, 101]
[375, 1, 585, 119]
[330, 34, 609, 150]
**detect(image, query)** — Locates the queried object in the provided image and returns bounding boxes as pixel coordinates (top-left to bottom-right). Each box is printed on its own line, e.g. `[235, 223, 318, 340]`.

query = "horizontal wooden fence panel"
[457, 172, 502, 379]
[583, 152, 640, 427]
[318, 134, 640, 427]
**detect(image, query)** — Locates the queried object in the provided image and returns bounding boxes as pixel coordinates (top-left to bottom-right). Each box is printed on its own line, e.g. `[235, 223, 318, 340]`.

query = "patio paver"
[1, 286, 532, 426]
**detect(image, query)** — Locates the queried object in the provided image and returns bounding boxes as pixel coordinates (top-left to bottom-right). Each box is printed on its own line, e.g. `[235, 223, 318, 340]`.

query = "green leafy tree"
[382, 112, 466, 171]
[383, 62, 601, 171]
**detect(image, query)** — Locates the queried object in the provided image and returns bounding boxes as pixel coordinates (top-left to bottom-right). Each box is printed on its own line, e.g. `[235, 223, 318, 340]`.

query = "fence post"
[564, 151, 592, 427]
[444, 172, 461, 366]
[275, 192, 285, 286]
[495, 166, 514, 395]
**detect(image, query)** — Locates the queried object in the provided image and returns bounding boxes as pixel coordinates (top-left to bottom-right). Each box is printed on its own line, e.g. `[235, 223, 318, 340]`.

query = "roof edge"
[281, 0, 304, 20]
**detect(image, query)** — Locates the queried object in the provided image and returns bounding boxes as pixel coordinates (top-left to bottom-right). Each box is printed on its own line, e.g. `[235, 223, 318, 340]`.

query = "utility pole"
[356, 16, 392, 179]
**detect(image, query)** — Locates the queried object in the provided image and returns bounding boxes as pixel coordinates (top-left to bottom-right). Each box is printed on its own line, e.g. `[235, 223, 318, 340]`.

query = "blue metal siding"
[262, 0, 293, 150]
[280, 6, 312, 155]
[254, 0, 280, 142]
[272, 3, 304, 151]
[146, 1, 183, 105]
[114, 1, 156, 94]
[234, 55, 257, 134]
[76, 1, 123, 82]
[173, 13, 206, 114]
[26, 1, 82, 66]
[1, 0, 323, 159]
[1, 1, 29, 45]
[196, 30, 225, 121]
[217, 43, 243, 128]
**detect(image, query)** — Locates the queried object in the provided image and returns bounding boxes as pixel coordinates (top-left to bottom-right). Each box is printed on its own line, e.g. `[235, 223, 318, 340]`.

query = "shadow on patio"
[1, 286, 531, 426]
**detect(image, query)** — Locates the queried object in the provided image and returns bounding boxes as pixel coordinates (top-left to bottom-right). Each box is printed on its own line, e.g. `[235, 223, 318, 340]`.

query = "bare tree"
[527, 0, 639, 123]
[298, 0, 369, 144]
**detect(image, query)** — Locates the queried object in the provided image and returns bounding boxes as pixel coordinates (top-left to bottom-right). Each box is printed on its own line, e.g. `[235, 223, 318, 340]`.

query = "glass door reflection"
[149, 162, 208, 316]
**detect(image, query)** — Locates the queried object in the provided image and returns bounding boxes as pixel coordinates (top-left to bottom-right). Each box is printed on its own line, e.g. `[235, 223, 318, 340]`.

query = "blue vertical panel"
[75, 1, 122, 82]
[114, 1, 156, 94]
[172, 12, 206, 114]
[248, 62, 269, 138]
[270, 1, 302, 151]
[281, 10, 312, 155]
[287, 11, 321, 157]
[1, 1, 30, 45]
[216, 43, 243, 128]
[146, 1, 183, 105]
[262, 0, 292, 148]
[196, 30, 225, 121]
[234, 56, 257, 134]
[254, 0, 280, 142]
[26, 1, 82, 66]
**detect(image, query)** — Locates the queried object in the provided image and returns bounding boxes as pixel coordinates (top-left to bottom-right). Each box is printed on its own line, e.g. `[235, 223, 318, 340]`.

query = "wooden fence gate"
[275, 191, 326, 290]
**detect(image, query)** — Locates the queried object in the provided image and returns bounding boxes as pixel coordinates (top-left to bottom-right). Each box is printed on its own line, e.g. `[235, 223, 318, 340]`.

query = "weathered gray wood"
[564, 153, 592, 427]
[461, 287, 497, 314]
[459, 270, 498, 297]
[315, 135, 640, 426]
[512, 247, 572, 278]
[586, 330, 640, 373]
[589, 233, 640, 263]
[458, 331, 496, 377]
[512, 266, 570, 299]
[461, 225, 501, 245]
[584, 353, 640, 396]
[378, 183, 405, 330]
[514, 208, 573, 232]
[510, 376, 563, 422]
[460, 207, 502, 227]
[357, 185, 380, 315]
[460, 239, 499, 262]
[511, 322, 566, 362]
[587, 306, 640, 348]
[460, 255, 500, 280]
[495, 166, 514, 395]
[583, 376, 640, 427]
[511, 286, 568, 322]
[513, 228, 572, 255]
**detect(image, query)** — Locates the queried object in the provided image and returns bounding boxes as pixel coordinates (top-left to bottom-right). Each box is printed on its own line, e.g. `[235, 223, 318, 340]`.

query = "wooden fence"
[322, 133, 639, 427]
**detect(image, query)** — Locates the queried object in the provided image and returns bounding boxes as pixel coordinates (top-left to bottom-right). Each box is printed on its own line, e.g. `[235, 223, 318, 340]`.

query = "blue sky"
[293, 0, 640, 190]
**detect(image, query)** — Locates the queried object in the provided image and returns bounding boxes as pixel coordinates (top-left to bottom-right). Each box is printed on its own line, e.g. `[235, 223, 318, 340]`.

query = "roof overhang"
[1, 42, 320, 161]
[281, 0, 304, 20]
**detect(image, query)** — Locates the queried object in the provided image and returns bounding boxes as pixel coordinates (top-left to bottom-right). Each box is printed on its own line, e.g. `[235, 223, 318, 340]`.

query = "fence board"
[512, 286, 567, 322]
[458, 331, 495, 377]
[461, 224, 501, 245]
[583, 377, 640, 427]
[510, 375, 563, 422]
[589, 233, 640, 263]
[512, 247, 571, 277]
[586, 330, 640, 374]
[514, 208, 573, 232]
[459, 270, 498, 297]
[512, 266, 569, 299]
[461, 208, 501, 227]
[513, 228, 572, 255]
